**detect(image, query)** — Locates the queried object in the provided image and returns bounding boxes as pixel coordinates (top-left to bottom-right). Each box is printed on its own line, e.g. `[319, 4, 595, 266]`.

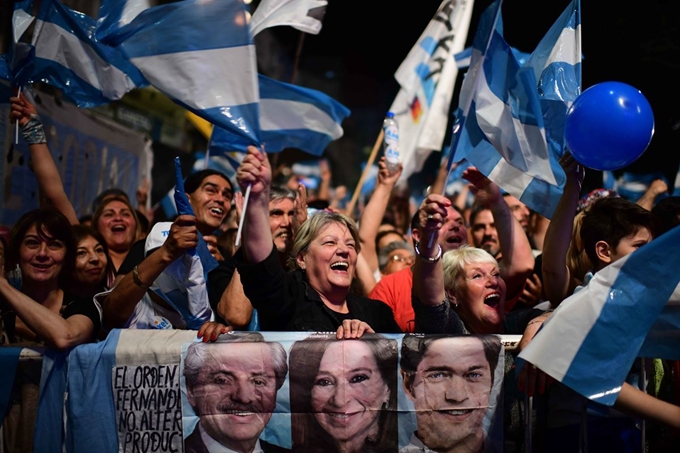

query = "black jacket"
[237, 245, 401, 333]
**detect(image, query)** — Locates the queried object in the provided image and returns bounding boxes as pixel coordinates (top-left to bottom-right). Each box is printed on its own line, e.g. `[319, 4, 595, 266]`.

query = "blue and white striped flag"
[250, 0, 327, 36]
[449, 0, 581, 219]
[0, 0, 35, 101]
[117, 0, 261, 146]
[15, 0, 147, 108]
[95, 0, 150, 43]
[518, 225, 680, 406]
[143, 158, 220, 330]
[208, 74, 349, 156]
[455, 45, 530, 69]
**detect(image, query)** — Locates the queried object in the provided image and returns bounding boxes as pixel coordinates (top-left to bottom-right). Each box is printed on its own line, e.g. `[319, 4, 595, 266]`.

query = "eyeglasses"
[389, 254, 415, 265]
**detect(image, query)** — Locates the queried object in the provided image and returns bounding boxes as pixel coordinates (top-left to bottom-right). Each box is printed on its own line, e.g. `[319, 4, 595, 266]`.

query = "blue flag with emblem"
[448, 0, 581, 219]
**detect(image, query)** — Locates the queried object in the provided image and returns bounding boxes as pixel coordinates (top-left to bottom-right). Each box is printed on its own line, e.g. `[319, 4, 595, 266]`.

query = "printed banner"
[176, 332, 505, 453]
[113, 364, 183, 452]
[0, 90, 152, 226]
[24, 330, 507, 453]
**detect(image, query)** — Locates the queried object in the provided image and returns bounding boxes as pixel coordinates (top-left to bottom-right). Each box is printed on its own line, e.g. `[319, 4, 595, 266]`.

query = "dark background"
[260, 0, 680, 195]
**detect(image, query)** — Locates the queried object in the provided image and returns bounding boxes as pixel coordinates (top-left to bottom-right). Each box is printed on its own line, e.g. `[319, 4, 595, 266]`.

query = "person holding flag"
[235, 145, 401, 335]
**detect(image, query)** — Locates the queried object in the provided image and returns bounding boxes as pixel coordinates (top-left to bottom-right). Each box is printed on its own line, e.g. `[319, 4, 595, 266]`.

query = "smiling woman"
[289, 333, 398, 453]
[0, 209, 101, 348]
[235, 146, 400, 335]
[91, 195, 143, 273]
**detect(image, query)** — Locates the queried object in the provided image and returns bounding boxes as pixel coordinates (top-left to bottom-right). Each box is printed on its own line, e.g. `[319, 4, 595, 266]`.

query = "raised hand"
[463, 166, 502, 207]
[236, 145, 271, 197]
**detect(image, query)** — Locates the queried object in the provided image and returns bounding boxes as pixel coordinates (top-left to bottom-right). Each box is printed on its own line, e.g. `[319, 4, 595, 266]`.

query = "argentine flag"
[518, 225, 680, 406]
[208, 74, 350, 156]
[117, 0, 261, 147]
[95, 0, 151, 43]
[15, 0, 147, 108]
[449, 0, 581, 219]
[142, 158, 220, 330]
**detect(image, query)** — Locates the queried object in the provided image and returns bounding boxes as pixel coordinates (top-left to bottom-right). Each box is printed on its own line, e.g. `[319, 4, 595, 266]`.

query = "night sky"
[261, 0, 680, 193]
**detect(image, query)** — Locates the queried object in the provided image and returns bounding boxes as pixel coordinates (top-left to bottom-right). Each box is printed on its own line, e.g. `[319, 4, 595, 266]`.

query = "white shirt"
[399, 433, 438, 453]
[199, 423, 264, 453]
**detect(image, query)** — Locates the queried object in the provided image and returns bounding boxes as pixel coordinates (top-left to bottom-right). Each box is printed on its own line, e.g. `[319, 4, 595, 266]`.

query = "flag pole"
[290, 31, 306, 85]
[346, 129, 384, 216]
[15, 86, 22, 144]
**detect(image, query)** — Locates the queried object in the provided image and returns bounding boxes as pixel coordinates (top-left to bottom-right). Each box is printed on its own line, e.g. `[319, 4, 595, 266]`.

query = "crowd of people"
[3, 92, 680, 453]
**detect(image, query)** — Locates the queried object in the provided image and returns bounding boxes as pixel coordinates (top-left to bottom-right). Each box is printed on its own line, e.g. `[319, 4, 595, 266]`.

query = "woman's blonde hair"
[566, 210, 592, 290]
[442, 245, 499, 295]
[288, 211, 361, 270]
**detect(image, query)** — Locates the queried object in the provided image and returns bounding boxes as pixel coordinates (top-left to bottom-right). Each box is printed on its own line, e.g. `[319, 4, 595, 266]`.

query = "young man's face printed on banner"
[405, 337, 493, 452]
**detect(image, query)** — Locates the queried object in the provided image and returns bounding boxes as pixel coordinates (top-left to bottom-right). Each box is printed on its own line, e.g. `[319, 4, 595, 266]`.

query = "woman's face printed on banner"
[311, 341, 389, 445]
[407, 336, 493, 452]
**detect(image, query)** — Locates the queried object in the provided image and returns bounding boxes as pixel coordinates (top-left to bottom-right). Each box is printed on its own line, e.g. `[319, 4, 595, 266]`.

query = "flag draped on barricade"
[14, 0, 146, 108]
[250, 0, 327, 36]
[208, 74, 350, 156]
[115, 0, 261, 147]
[449, 0, 581, 219]
[518, 225, 680, 406]
[387, 0, 475, 183]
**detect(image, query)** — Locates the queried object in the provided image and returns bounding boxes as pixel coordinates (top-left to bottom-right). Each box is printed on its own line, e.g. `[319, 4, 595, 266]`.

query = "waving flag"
[0, 0, 35, 101]
[95, 0, 150, 42]
[250, 0, 327, 36]
[13, 0, 146, 107]
[518, 225, 680, 406]
[388, 0, 475, 182]
[209, 74, 349, 156]
[138, 158, 220, 330]
[117, 0, 260, 146]
[449, 0, 581, 219]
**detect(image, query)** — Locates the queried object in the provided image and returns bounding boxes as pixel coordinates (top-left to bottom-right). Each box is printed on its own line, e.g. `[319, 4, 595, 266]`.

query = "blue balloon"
[564, 82, 654, 171]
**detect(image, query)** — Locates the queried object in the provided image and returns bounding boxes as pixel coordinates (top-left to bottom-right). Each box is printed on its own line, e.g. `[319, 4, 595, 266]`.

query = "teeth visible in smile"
[444, 409, 472, 416]
[225, 411, 254, 416]
[210, 208, 224, 215]
[484, 294, 500, 306]
[112, 225, 125, 231]
[330, 262, 349, 270]
[328, 413, 350, 419]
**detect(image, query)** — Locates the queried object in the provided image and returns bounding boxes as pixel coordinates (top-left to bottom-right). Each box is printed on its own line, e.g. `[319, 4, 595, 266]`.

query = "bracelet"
[21, 114, 47, 145]
[131, 265, 149, 290]
[414, 241, 442, 263]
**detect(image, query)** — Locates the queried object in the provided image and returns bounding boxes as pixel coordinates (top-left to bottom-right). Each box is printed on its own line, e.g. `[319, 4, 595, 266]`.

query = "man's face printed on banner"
[187, 343, 278, 449]
[406, 337, 492, 452]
